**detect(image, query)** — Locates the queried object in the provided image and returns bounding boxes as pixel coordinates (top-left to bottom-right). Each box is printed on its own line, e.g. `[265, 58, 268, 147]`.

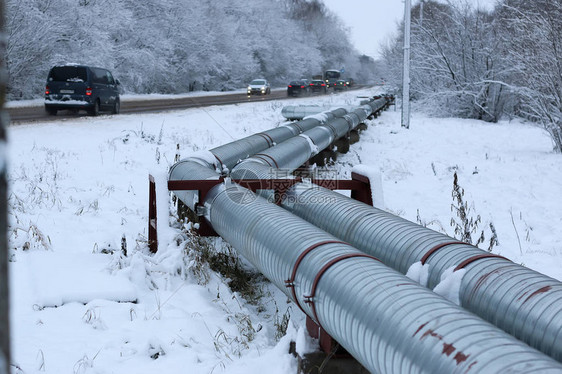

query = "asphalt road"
[6, 87, 364, 124]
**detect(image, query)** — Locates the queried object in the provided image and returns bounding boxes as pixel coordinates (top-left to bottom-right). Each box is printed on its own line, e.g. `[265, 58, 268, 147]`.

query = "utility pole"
[401, 0, 411, 129]
[420, 0, 424, 27]
[0, 0, 10, 372]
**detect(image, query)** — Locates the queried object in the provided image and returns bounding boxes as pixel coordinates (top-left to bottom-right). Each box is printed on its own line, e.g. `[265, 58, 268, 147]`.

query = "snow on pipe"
[203, 182, 562, 374]
[168, 107, 348, 209]
[229, 99, 387, 180]
[281, 182, 562, 362]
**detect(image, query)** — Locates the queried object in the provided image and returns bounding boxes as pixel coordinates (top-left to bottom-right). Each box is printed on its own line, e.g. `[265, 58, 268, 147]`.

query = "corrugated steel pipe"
[211, 108, 348, 171]
[281, 96, 388, 121]
[167, 153, 222, 209]
[229, 99, 387, 181]
[281, 182, 562, 362]
[281, 105, 335, 120]
[202, 182, 562, 373]
[168, 108, 348, 209]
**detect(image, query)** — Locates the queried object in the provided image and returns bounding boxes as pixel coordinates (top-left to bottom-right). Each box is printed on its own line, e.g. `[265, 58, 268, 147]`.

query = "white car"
[247, 79, 271, 95]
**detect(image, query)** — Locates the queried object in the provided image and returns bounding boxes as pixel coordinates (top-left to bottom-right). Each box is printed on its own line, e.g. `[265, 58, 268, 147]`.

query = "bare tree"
[406, 0, 510, 120]
[497, 0, 562, 152]
[382, 0, 562, 152]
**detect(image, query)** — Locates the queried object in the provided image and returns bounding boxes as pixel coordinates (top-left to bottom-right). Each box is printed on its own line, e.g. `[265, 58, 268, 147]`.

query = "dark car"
[309, 80, 327, 94]
[333, 79, 348, 91]
[345, 78, 355, 87]
[287, 80, 310, 97]
[44, 64, 120, 116]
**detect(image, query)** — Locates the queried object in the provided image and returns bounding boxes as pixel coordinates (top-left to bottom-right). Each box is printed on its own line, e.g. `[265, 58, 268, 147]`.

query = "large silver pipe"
[168, 108, 348, 209]
[229, 99, 388, 180]
[281, 182, 562, 362]
[203, 182, 562, 373]
[211, 108, 348, 171]
[281, 105, 334, 121]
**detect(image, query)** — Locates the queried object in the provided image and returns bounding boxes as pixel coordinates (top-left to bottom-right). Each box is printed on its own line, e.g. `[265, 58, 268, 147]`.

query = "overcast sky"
[321, 0, 497, 60]
[321, 0, 404, 59]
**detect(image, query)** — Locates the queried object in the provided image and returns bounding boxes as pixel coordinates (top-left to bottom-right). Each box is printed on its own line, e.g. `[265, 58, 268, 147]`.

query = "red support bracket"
[148, 174, 158, 253]
[284, 240, 349, 316]
[306, 316, 340, 355]
[166, 172, 374, 238]
[350, 171, 373, 206]
[158, 172, 376, 355]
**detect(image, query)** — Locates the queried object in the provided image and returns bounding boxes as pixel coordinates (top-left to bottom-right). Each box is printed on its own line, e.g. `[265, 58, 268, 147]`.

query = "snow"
[298, 134, 318, 156]
[432, 267, 467, 305]
[21, 251, 137, 308]
[6, 87, 562, 373]
[302, 110, 331, 122]
[184, 150, 219, 168]
[405, 261, 430, 287]
[5, 99, 45, 108]
[294, 325, 316, 357]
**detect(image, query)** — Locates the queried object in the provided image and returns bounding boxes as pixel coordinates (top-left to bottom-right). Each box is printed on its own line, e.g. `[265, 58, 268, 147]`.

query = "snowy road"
[6, 86, 367, 124]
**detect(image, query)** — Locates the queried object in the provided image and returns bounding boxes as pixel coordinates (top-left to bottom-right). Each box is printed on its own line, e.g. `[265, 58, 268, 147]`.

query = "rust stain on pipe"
[523, 286, 552, 304]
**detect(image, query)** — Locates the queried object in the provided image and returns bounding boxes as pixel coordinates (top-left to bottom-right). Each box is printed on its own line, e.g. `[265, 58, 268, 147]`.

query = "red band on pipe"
[454, 254, 510, 271]
[213, 154, 225, 170]
[285, 240, 348, 315]
[256, 133, 274, 147]
[323, 123, 338, 138]
[254, 153, 279, 169]
[304, 253, 380, 324]
[420, 241, 466, 265]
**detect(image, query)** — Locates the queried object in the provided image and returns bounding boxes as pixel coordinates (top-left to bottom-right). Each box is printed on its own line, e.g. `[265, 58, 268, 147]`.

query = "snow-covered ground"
[7, 87, 562, 373]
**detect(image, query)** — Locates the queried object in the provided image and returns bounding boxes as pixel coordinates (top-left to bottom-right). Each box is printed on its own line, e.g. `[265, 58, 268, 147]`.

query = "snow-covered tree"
[497, 0, 562, 152]
[381, 0, 562, 152]
[388, 1, 509, 120]
[5, 0, 374, 99]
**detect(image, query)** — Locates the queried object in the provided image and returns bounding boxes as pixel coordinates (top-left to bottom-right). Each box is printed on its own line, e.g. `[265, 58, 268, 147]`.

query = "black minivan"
[44, 65, 120, 116]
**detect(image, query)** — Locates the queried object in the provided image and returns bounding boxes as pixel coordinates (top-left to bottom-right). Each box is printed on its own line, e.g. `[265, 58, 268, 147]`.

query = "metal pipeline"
[281, 97, 388, 121]
[203, 182, 562, 373]
[230, 99, 388, 180]
[281, 105, 334, 121]
[281, 182, 562, 362]
[168, 108, 348, 209]
[211, 108, 348, 171]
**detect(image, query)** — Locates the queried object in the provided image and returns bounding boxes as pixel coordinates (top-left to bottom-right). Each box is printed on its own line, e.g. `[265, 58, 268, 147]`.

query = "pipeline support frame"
[164, 171, 373, 237]
[148, 171, 375, 355]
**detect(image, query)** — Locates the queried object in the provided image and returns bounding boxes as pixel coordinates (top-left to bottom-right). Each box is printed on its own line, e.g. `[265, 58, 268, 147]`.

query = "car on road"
[44, 64, 120, 116]
[247, 79, 271, 95]
[345, 78, 355, 87]
[287, 80, 310, 97]
[309, 80, 327, 94]
[333, 79, 348, 91]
